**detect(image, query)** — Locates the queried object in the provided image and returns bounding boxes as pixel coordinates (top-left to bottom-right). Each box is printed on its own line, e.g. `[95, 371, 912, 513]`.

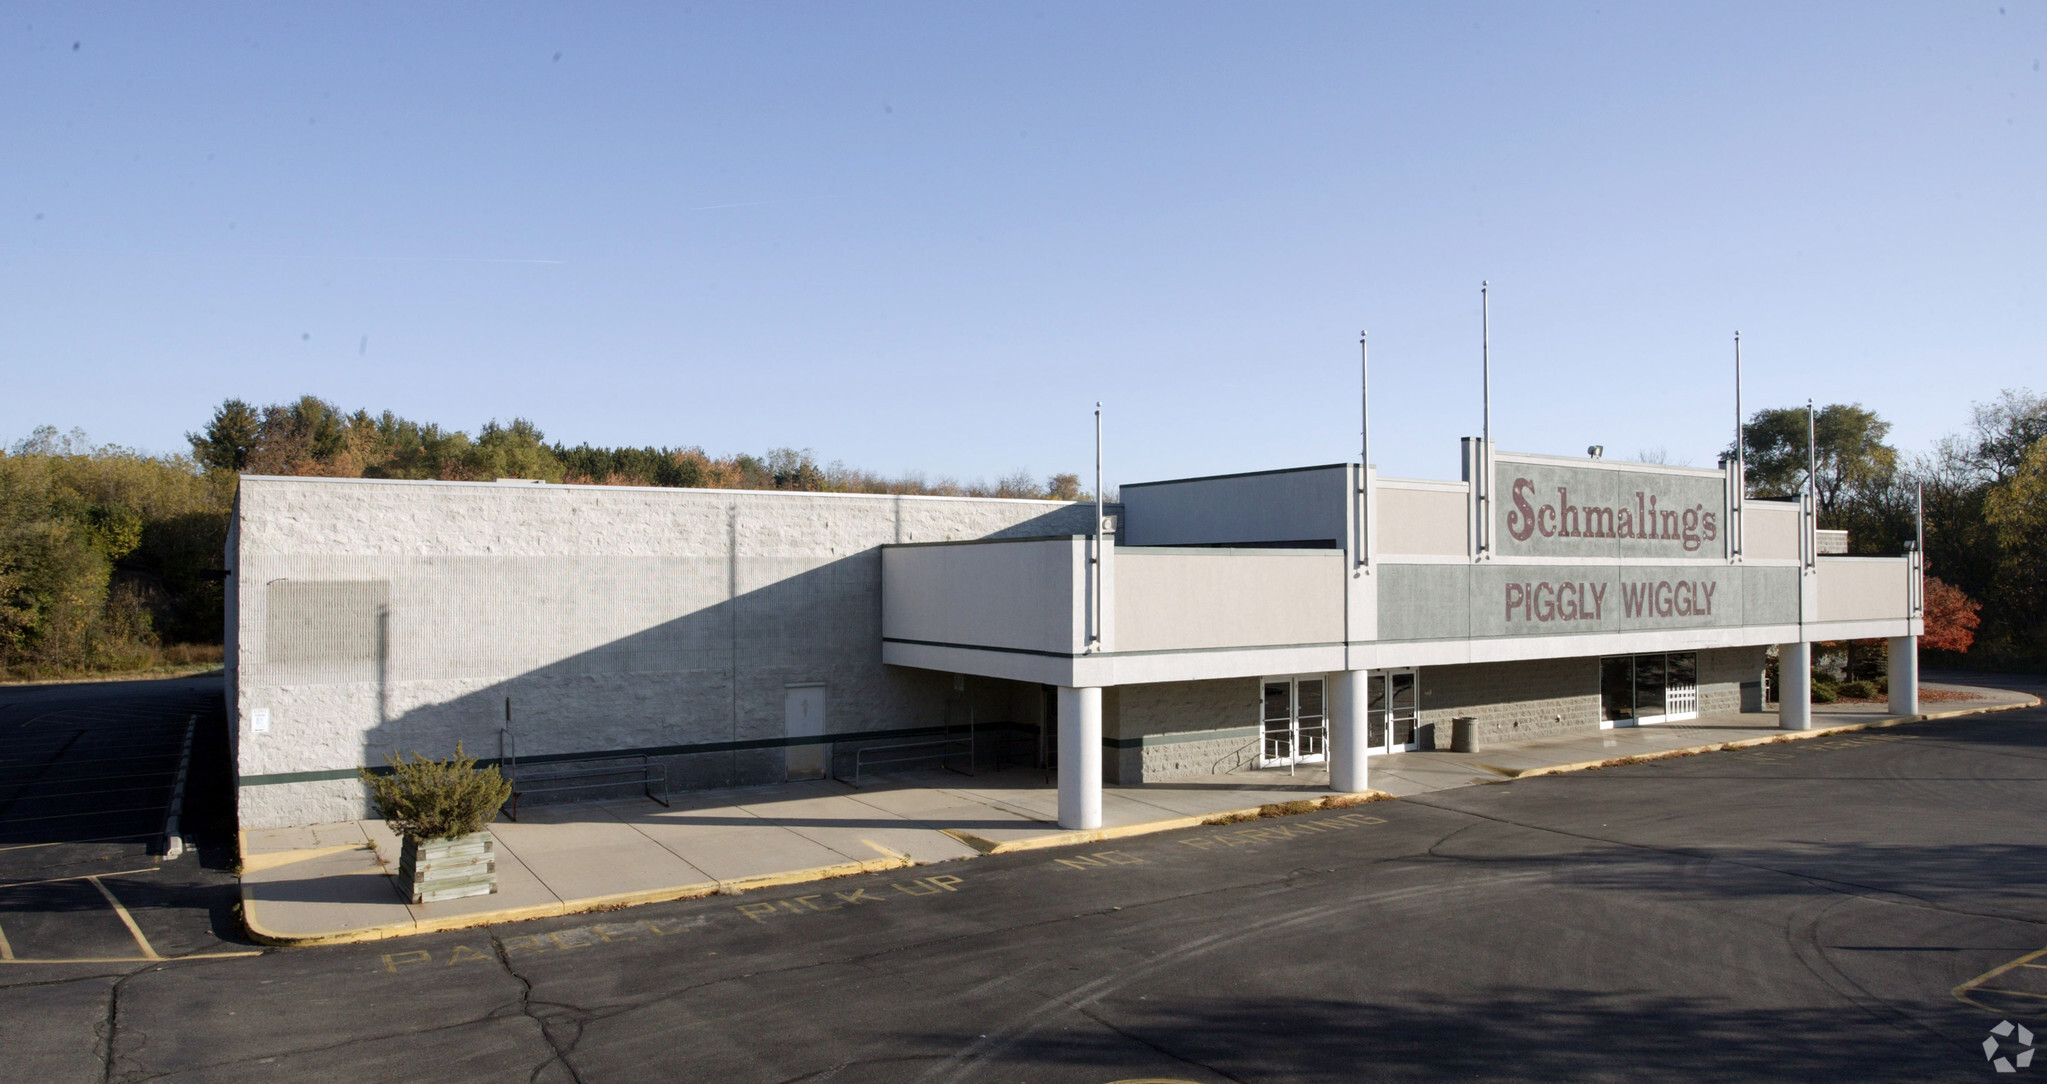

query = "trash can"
[1450, 716, 1480, 753]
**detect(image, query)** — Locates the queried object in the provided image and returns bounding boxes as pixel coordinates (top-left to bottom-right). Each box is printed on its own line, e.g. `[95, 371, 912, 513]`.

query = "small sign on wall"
[251, 708, 271, 734]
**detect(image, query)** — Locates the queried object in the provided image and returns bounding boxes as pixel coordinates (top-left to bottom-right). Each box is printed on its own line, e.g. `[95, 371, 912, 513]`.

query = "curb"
[941, 792, 1395, 855]
[242, 847, 915, 948]
[239, 694, 2031, 948]
[1504, 695, 2039, 780]
[238, 795, 1399, 945]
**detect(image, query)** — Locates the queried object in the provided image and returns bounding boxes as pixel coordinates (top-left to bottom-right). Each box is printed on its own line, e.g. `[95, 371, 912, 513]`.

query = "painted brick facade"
[230, 477, 1094, 829]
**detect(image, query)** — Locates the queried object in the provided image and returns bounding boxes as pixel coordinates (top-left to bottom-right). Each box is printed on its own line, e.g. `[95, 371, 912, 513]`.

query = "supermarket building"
[226, 441, 1923, 832]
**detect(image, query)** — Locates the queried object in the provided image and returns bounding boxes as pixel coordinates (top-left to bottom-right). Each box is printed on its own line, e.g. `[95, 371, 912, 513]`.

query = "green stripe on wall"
[239, 721, 1042, 787]
[1104, 726, 1259, 750]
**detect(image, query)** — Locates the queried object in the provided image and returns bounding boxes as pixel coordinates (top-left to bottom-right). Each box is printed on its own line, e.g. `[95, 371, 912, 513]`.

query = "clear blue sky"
[4, 3, 2041, 485]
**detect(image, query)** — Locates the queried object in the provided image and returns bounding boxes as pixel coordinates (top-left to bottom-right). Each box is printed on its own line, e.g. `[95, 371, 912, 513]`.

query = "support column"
[1330, 670, 1370, 794]
[1778, 642, 1811, 731]
[1888, 635, 1919, 716]
[1056, 686, 1102, 830]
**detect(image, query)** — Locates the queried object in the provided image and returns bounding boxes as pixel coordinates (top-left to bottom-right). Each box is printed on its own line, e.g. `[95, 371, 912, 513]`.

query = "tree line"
[185, 395, 1086, 500]
[3, 389, 2039, 681]
[0, 396, 1083, 679]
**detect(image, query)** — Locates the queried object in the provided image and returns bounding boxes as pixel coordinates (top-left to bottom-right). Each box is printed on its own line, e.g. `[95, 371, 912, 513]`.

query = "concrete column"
[1888, 635, 1919, 716]
[1778, 642, 1812, 731]
[1329, 670, 1370, 794]
[1056, 686, 1102, 830]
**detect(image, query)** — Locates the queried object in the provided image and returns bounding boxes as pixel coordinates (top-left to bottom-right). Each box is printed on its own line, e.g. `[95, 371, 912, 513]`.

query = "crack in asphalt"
[491, 932, 589, 1084]
[349, 825, 1478, 1082]
[98, 964, 151, 1084]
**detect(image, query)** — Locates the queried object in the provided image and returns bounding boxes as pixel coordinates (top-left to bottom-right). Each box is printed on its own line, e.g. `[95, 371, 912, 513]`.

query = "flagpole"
[1733, 331, 1745, 560]
[1480, 281, 1491, 560]
[1359, 331, 1370, 572]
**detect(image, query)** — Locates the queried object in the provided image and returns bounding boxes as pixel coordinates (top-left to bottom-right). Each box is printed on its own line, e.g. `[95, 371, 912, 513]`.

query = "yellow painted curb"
[242, 848, 917, 947]
[1510, 695, 2038, 780]
[943, 792, 1394, 855]
[235, 695, 2037, 948]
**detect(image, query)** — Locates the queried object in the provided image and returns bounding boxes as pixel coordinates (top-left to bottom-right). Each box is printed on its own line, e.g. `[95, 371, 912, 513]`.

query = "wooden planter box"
[398, 830, 498, 904]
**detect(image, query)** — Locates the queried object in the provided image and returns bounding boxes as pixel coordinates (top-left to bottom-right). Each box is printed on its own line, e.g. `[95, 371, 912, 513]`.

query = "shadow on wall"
[287, 510, 1082, 814]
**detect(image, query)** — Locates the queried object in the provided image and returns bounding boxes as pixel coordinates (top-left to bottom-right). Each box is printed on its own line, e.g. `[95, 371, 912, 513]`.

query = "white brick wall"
[231, 477, 1093, 828]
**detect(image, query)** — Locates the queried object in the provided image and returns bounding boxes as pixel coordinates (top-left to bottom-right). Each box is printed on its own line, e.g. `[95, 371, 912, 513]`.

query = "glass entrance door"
[1260, 677, 1327, 767]
[1601, 652, 1700, 726]
[1366, 669, 1419, 755]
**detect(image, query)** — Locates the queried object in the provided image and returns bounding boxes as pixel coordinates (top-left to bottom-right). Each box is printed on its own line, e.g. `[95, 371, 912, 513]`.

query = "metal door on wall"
[1367, 669, 1420, 754]
[1260, 677, 1327, 767]
[785, 684, 827, 780]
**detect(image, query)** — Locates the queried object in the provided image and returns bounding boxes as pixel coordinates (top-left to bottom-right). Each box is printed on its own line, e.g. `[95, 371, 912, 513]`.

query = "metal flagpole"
[1915, 480, 1924, 556]
[1915, 479, 1926, 615]
[1734, 331, 1745, 559]
[1806, 398, 1817, 501]
[1360, 331, 1370, 572]
[1480, 281, 1491, 559]
[1092, 402, 1104, 652]
[1805, 397, 1819, 572]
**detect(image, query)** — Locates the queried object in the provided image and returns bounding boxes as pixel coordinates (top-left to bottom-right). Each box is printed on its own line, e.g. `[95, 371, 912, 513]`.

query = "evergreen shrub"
[359, 744, 511, 842]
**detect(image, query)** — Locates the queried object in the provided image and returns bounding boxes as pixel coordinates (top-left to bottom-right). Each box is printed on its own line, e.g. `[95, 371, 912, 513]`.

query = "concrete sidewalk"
[239, 681, 2037, 946]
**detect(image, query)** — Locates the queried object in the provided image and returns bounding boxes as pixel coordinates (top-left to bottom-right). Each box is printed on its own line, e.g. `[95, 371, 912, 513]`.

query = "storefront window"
[1601, 657, 1635, 722]
[1603, 652, 1702, 724]
[1634, 653, 1667, 717]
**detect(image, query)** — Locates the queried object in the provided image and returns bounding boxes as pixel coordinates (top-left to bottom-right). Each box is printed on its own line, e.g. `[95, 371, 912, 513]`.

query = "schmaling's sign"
[1492, 456, 1727, 560]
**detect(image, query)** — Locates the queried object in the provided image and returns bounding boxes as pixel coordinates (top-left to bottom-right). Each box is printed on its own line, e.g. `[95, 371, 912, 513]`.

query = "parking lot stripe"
[0, 950, 264, 966]
[0, 919, 13, 960]
[87, 876, 160, 961]
[0, 866, 160, 890]
[0, 835, 154, 853]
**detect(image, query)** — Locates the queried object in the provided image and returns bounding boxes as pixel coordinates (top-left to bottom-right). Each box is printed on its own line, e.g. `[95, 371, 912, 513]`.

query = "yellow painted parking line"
[87, 876, 160, 961]
[0, 919, 12, 960]
[1953, 943, 2047, 1013]
[0, 950, 265, 965]
[0, 834, 153, 853]
[0, 866, 160, 890]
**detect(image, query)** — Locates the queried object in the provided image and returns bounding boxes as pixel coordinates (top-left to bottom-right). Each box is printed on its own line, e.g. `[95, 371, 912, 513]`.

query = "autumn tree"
[1920, 576, 1983, 654]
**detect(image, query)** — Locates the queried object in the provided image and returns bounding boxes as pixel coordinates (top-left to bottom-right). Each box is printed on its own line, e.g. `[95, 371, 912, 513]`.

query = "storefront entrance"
[1260, 676, 1327, 767]
[1367, 669, 1420, 755]
[1601, 652, 1699, 726]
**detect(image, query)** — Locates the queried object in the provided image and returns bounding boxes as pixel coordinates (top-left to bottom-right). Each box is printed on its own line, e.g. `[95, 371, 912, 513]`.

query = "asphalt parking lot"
[2, 678, 2042, 1082]
[0, 675, 247, 970]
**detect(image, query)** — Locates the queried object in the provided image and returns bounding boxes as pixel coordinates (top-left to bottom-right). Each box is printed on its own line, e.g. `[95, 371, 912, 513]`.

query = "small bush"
[360, 743, 511, 842]
[1810, 683, 1839, 704]
[1838, 680, 1877, 700]
[1876, 677, 1889, 695]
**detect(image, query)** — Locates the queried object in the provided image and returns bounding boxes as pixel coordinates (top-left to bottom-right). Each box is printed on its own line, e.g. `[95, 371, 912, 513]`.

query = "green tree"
[766, 447, 826, 490]
[1969, 387, 2047, 484]
[187, 399, 260, 473]
[1983, 439, 2047, 655]
[1734, 403, 1898, 521]
[463, 419, 564, 482]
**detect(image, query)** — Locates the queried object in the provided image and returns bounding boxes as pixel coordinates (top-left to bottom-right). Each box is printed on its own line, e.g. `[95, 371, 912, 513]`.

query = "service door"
[785, 684, 827, 780]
